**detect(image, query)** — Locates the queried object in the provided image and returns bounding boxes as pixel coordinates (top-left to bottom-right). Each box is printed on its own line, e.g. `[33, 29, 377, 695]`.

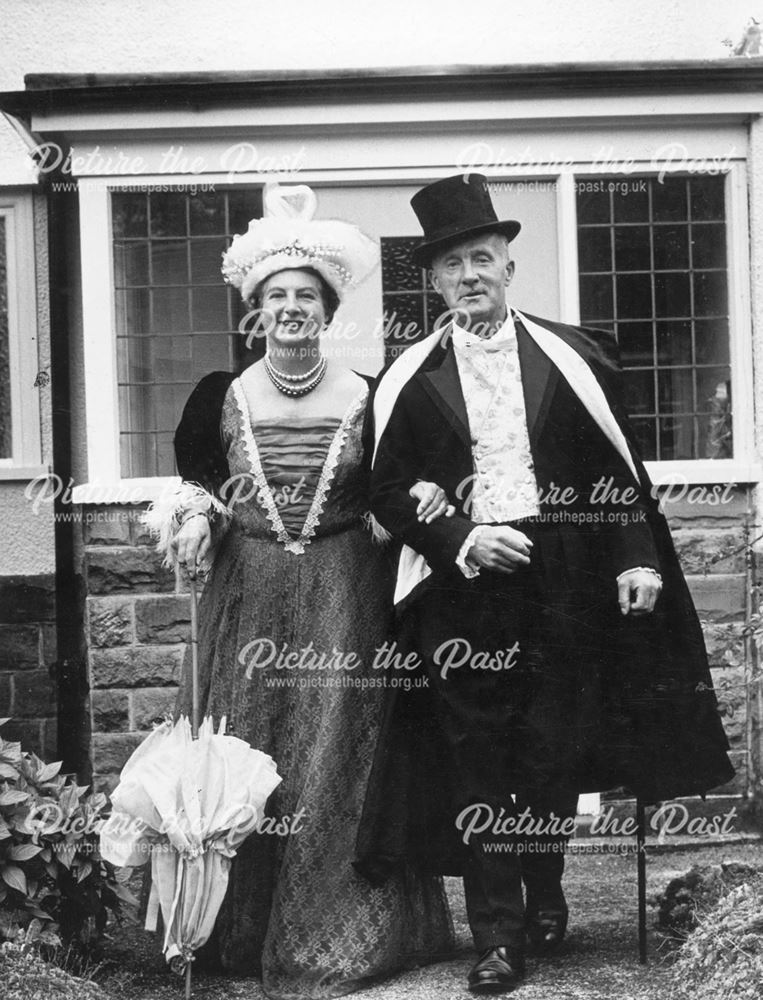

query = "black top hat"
[410, 173, 521, 267]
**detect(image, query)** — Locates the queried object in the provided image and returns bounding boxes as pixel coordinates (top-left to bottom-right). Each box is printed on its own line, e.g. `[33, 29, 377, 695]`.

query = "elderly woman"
[162, 187, 454, 999]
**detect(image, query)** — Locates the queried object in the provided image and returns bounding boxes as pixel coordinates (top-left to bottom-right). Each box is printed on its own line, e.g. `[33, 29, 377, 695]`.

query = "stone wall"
[82, 505, 186, 793]
[664, 484, 756, 798]
[79, 487, 757, 797]
[0, 574, 57, 759]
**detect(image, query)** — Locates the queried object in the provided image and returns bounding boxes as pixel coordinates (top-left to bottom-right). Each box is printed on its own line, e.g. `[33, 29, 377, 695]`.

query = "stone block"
[135, 596, 191, 644]
[130, 506, 155, 547]
[0, 576, 56, 624]
[658, 483, 750, 526]
[91, 689, 130, 733]
[0, 624, 40, 671]
[673, 530, 746, 575]
[92, 732, 147, 775]
[82, 505, 133, 546]
[688, 574, 747, 621]
[131, 687, 178, 730]
[90, 645, 184, 688]
[86, 547, 175, 595]
[0, 718, 43, 754]
[12, 668, 57, 718]
[87, 597, 134, 648]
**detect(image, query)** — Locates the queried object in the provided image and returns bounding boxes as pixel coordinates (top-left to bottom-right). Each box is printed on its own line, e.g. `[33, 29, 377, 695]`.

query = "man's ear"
[429, 268, 441, 293]
[505, 259, 515, 287]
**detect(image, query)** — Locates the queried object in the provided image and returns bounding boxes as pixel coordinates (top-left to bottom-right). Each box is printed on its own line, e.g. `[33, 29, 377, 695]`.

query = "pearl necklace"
[264, 355, 328, 397]
[266, 354, 325, 382]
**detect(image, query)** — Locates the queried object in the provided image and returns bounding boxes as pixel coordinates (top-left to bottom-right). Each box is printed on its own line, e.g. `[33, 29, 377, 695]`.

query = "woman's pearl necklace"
[266, 354, 324, 382]
[264, 355, 328, 397]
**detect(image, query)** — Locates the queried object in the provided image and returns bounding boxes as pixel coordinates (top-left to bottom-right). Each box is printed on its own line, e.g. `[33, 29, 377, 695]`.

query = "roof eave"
[2, 59, 763, 123]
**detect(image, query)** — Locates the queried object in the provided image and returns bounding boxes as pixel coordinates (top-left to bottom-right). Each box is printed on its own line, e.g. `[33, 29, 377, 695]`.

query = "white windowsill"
[0, 464, 50, 482]
[71, 477, 181, 505]
[69, 462, 761, 506]
[645, 460, 762, 487]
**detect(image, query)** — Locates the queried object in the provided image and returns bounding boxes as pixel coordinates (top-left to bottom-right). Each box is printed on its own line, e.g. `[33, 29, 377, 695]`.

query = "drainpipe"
[4, 110, 90, 778]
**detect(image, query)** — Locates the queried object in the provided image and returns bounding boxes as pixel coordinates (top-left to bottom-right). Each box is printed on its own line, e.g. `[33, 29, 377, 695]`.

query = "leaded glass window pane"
[113, 188, 262, 478]
[380, 237, 447, 360]
[577, 176, 731, 460]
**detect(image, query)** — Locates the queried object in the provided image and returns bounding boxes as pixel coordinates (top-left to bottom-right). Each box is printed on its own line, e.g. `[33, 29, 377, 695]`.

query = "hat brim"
[412, 220, 521, 268]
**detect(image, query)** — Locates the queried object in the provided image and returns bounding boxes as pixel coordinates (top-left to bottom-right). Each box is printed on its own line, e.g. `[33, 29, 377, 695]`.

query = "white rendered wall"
[0, 1, 758, 182]
[0, 0, 755, 82]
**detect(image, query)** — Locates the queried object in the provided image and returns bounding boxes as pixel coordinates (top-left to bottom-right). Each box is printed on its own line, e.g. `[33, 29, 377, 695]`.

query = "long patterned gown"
[177, 378, 453, 999]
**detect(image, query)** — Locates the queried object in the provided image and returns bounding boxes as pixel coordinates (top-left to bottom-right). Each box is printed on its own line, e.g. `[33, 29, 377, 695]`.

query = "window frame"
[0, 192, 43, 480]
[558, 163, 756, 485]
[72, 162, 758, 503]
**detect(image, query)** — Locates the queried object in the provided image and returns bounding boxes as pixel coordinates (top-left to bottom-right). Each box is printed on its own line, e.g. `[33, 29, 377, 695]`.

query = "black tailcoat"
[355, 314, 734, 878]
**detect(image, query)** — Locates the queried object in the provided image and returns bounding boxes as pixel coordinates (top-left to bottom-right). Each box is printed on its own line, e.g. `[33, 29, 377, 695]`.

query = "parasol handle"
[189, 578, 200, 740]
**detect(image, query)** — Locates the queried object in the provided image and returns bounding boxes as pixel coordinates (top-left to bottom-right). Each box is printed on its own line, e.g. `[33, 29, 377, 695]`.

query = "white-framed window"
[72, 159, 758, 502]
[0, 192, 42, 479]
[379, 166, 756, 486]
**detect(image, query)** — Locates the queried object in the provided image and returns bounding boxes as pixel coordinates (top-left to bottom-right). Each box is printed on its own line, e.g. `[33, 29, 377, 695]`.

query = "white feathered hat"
[221, 183, 379, 303]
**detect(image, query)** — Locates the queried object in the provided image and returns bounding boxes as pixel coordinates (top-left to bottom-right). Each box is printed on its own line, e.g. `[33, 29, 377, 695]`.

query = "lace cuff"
[143, 482, 232, 569]
[456, 526, 486, 579]
[616, 566, 663, 585]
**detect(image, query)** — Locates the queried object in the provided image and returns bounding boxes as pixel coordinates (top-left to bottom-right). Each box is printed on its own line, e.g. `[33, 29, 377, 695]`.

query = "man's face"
[429, 233, 514, 334]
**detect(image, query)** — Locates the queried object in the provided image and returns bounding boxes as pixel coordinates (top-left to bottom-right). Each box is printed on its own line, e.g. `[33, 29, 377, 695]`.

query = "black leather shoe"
[525, 896, 568, 953]
[468, 946, 526, 994]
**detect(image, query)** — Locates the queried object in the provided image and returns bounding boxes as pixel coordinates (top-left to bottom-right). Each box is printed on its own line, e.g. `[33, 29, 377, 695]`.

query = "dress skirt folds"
[176, 380, 453, 999]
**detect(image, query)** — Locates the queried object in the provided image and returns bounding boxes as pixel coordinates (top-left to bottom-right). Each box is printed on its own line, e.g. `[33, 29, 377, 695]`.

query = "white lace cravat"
[452, 315, 540, 524]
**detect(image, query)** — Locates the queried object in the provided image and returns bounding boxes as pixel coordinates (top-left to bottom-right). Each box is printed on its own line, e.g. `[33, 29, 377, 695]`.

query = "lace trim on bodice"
[231, 379, 368, 554]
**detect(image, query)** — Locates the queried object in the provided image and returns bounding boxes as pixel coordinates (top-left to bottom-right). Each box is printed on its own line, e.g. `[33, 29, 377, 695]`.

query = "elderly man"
[356, 174, 733, 994]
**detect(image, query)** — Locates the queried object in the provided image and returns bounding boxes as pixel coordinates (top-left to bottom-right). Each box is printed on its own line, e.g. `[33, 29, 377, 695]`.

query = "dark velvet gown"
[176, 377, 453, 999]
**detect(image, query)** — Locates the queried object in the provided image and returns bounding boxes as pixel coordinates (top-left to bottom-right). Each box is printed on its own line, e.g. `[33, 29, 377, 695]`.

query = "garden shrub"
[0, 718, 136, 958]
[669, 877, 763, 1000]
[656, 860, 761, 939]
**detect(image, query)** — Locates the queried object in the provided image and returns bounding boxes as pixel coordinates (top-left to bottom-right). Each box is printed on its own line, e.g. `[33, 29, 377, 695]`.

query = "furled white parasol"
[100, 578, 281, 998]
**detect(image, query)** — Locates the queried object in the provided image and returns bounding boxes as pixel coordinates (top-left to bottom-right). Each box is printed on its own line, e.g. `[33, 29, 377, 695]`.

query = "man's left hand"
[618, 569, 662, 616]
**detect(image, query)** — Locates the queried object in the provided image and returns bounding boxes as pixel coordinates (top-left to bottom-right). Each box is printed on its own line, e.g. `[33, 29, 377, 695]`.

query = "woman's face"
[258, 269, 327, 350]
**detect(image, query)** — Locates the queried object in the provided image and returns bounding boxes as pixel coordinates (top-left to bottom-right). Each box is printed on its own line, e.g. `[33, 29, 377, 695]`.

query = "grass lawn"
[78, 839, 763, 1000]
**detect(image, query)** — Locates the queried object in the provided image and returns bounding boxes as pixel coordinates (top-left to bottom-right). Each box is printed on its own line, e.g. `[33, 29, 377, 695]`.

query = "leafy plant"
[670, 878, 763, 1000]
[0, 718, 137, 960]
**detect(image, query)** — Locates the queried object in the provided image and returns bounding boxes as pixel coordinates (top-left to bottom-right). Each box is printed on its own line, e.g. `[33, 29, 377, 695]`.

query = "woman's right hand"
[172, 514, 212, 580]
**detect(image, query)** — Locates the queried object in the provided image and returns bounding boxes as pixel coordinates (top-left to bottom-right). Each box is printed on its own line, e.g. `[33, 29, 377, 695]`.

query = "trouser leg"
[517, 790, 578, 923]
[414, 577, 541, 952]
[462, 808, 526, 952]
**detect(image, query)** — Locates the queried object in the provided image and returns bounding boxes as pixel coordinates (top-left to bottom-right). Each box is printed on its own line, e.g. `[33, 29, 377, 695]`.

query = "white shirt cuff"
[616, 566, 662, 585]
[456, 526, 487, 578]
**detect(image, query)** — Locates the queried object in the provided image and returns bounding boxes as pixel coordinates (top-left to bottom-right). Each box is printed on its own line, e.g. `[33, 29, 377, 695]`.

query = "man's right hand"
[466, 525, 533, 574]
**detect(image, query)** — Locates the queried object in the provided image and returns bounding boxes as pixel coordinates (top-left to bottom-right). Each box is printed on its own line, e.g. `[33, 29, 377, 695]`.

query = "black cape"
[355, 315, 735, 880]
